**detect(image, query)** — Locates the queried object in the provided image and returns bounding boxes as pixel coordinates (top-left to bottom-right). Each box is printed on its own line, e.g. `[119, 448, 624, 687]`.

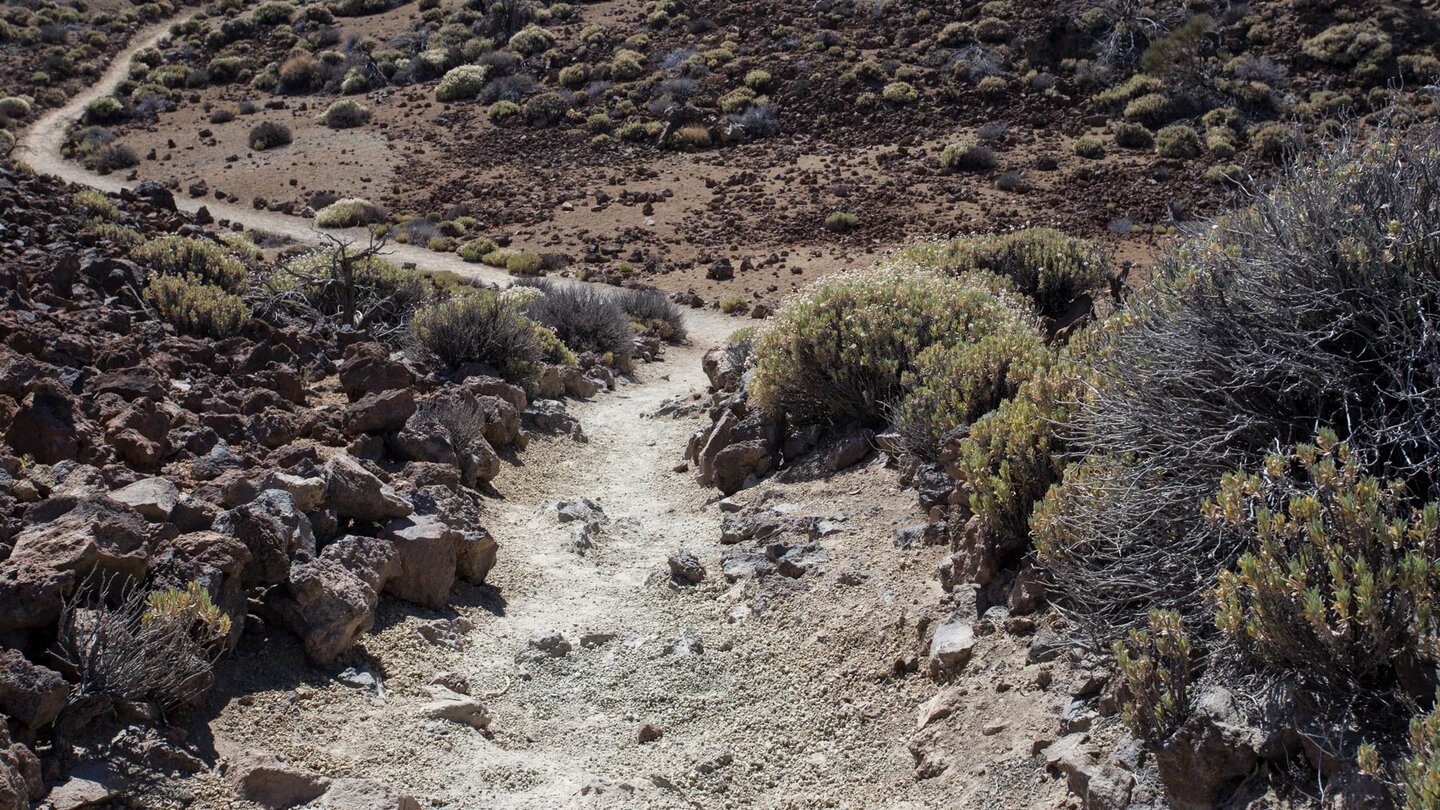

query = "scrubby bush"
[144, 275, 250, 338]
[135, 235, 248, 291]
[505, 251, 543, 275]
[1034, 124, 1440, 638]
[248, 120, 292, 150]
[609, 48, 646, 80]
[882, 81, 918, 105]
[1249, 121, 1298, 163]
[277, 53, 325, 94]
[523, 91, 569, 125]
[1073, 136, 1105, 159]
[458, 238, 499, 262]
[1154, 124, 1200, 158]
[410, 294, 543, 381]
[488, 99, 521, 123]
[0, 95, 32, 120]
[1302, 23, 1393, 73]
[319, 99, 370, 128]
[1122, 92, 1170, 128]
[82, 95, 126, 124]
[906, 228, 1106, 320]
[823, 211, 858, 232]
[1112, 121, 1153, 149]
[615, 287, 685, 341]
[54, 579, 231, 714]
[272, 249, 425, 332]
[508, 24, 554, 55]
[517, 280, 633, 359]
[314, 198, 386, 228]
[436, 65, 487, 102]
[749, 265, 1026, 428]
[1208, 434, 1440, 691]
[939, 143, 996, 172]
[897, 312, 1048, 458]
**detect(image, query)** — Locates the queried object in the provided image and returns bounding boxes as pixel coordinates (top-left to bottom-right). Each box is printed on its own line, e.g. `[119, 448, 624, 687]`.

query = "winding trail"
[19, 14, 736, 346]
[14, 15, 941, 810]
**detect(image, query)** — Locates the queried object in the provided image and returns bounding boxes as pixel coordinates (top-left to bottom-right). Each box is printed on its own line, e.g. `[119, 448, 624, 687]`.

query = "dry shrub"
[516, 280, 633, 359]
[409, 293, 542, 382]
[53, 579, 231, 715]
[1034, 123, 1440, 639]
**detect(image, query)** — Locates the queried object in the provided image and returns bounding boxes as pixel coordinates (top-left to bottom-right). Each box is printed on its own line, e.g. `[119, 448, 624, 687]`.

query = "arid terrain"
[4, 0, 1440, 809]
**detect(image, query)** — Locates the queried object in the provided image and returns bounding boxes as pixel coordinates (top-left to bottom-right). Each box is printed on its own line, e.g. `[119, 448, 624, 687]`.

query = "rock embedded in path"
[667, 548, 706, 584]
[225, 750, 330, 809]
[521, 631, 572, 660]
[421, 684, 491, 729]
[638, 722, 664, 743]
[927, 622, 976, 678]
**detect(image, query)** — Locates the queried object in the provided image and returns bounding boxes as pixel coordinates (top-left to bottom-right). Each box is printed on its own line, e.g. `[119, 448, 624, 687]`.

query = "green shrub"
[1112, 121, 1153, 149]
[505, 251, 543, 275]
[1154, 124, 1200, 158]
[435, 65, 487, 102]
[410, 294, 543, 381]
[1122, 92, 1170, 127]
[1113, 610, 1192, 743]
[0, 96, 32, 120]
[134, 235, 248, 292]
[1302, 23, 1393, 71]
[488, 99, 520, 123]
[458, 238, 499, 262]
[1073, 135, 1104, 159]
[248, 120, 292, 150]
[1138, 14, 1212, 79]
[558, 63, 587, 88]
[72, 189, 120, 220]
[1249, 121, 1297, 164]
[319, 98, 370, 128]
[976, 75, 1007, 96]
[1209, 434, 1440, 690]
[609, 48, 645, 80]
[897, 314, 1048, 458]
[744, 69, 772, 91]
[341, 68, 371, 94]
[719, 295, 749, 314]
[144, 275, 249, 338]
[523, 92, 569, 126]
[508, 24, 555, 55]
[314, 198, 385, 228]
[904, 228, 1106, 319]
[83, 96, 126, 124]
[882, 81, 918, 105]
[668, 125, 711, 149]
[823, 211, 858, 233]
[206, 56, 247, 84]
[749, 265, 1023, 427]
[1095, 74, 1164, 108]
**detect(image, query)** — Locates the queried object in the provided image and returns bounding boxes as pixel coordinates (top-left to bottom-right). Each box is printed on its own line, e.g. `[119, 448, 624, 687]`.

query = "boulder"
[339, 344, 414, 402]
[6, 495, 166, 598]
[283, 555, 381, 665]
[710, 440, 774, 495]
[0, 726, 42, 808]
[1046, 737, 1134, 809]
[46, 760, 126, 810]
[108, 477, 179, 522]
[1155, 687, 1267, 808]
[148, 531, 249, 648]
[6, 381, 91, 464]
[381, 516, 461, 608]
[342, 389, 416, 436]
[0, 649, 71, 733]
[255, 471, 326, 512]
[224, 750, 329, 809]
[464, 377, 526, 411]
[322, 455, 412, 524]
[213, 490, 314, 586]
[91, 367, 164, 402]
[824, 428, 875, 472]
